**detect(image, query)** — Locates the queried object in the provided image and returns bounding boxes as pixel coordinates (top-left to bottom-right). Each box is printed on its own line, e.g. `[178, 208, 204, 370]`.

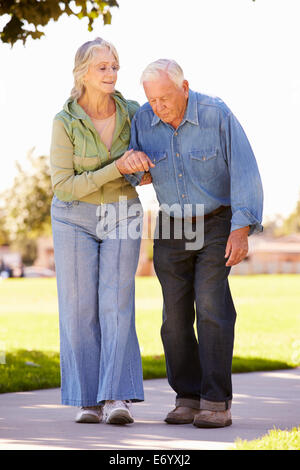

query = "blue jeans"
[153, 206, 236, 411]
[51, 195, 144, 406]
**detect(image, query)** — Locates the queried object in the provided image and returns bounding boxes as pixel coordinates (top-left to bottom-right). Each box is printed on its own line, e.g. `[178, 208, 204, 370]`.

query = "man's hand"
[225, 226, 250, 267]
[115, 149, 155, 174]
[139, 172, 153, 186]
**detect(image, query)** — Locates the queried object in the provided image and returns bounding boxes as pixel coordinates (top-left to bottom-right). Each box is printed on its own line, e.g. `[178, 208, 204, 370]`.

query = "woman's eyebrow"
[95, 61, 117, 66]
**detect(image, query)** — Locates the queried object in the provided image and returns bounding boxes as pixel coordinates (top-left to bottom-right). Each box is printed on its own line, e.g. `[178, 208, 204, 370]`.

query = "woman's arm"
[50, 119, 122, 201]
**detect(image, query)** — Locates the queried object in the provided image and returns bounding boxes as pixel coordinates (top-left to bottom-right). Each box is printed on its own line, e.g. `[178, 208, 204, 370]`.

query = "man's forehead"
[143, 77, 176, 98]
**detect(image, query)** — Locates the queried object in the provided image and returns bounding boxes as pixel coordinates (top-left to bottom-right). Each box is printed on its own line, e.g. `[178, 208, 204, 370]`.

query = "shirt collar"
[151, 89, 198, 127]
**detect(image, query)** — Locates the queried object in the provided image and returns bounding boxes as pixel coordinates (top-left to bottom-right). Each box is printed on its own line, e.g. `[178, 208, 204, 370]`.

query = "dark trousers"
[153, 206, 236, 411]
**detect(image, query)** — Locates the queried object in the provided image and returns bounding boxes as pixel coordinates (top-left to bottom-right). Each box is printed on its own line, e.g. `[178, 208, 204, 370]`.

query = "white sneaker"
[75, 405, 103, 423]
[103, 400, 134, 424]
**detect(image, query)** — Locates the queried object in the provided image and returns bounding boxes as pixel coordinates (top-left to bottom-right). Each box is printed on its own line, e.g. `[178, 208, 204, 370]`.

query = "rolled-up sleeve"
[221, 112, 264, 235]
[50, 119, 122, 201]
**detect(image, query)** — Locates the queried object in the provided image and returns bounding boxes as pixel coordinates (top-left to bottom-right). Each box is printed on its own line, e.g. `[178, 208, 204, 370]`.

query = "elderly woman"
[50, 38, 152, 425]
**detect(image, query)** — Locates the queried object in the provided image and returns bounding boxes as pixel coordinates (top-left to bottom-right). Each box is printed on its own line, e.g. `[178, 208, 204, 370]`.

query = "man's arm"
[124, 114, 154, 186]
[221, 111, 263, 266]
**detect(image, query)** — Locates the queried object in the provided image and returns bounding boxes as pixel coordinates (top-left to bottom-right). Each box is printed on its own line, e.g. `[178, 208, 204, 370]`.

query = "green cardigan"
[50, 90, 139, 204]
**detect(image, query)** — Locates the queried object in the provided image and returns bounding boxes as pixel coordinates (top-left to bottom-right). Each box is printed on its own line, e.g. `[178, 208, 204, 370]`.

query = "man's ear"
[182, 80, 189, 98]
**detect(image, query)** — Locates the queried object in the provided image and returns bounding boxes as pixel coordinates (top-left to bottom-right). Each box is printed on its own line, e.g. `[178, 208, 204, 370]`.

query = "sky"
[0, 0, 300, 222]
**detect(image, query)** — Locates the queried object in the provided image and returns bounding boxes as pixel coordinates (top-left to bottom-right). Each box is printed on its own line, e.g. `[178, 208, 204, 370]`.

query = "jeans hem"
[200, 398, 232, 411]
[175, 398, 200, 409]
[97, 393, 144, 404]
[175, 397, 232, 411]
[61, 398, 100, 407]
[62, 397, 144, 407]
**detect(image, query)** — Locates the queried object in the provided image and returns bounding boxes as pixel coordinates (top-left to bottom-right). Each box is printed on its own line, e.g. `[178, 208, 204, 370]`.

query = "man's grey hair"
[140, 59, 185, 88]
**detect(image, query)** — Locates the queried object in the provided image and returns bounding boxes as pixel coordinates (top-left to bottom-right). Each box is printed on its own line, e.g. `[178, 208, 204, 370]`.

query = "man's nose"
[156, 101, 165, 113]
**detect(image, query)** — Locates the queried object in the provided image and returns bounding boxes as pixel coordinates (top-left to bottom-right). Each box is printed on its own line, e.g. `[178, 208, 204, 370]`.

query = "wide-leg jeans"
[153, 206, 237, 411]
[51, 195, 144, 406]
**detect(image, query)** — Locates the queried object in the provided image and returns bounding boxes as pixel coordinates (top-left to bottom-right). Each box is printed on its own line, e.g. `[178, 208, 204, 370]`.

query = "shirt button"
[174, 132, 178, 136]
[178, 173, 182, 177]
[182, 194, 185, 198]
[176, 153, 180, 157]
[202, 156, 206, 161]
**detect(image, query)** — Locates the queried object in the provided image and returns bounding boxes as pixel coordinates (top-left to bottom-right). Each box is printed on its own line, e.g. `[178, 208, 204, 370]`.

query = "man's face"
[143, 72, 189, 128]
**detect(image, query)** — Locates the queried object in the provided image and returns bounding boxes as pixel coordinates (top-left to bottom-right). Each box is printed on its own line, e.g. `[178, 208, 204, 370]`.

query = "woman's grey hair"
[71, 37, 119, 100]
[140, 59, 184, 88]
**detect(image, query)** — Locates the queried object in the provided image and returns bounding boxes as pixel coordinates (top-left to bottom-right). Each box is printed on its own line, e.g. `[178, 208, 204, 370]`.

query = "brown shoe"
[165, 406, 199, 424]
[193, 409, 232, 428]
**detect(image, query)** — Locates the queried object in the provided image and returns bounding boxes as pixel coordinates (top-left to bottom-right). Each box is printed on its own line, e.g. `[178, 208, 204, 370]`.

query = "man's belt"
[174, 205, 229, 223]
[196, 205, 229, 222]
[164, 205, 230, 223]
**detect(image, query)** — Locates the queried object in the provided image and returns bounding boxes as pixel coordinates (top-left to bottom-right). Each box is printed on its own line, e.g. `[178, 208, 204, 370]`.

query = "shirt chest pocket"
[147, 151, 169, 184]
[189, 148, 223, 185]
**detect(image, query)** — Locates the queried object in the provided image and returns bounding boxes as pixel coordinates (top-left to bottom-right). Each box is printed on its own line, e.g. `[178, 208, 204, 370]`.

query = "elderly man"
[123, 59, 263, 428]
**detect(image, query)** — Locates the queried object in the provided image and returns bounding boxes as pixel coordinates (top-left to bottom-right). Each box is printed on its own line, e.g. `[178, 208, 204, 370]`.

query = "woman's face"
[83, 48, 119, 95]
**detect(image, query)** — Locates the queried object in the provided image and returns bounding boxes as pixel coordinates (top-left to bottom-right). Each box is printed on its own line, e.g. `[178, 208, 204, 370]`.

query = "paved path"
[0, 368, 299, 450]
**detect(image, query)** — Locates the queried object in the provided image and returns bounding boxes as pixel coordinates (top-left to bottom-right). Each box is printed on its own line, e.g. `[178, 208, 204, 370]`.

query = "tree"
[275, 196, 300, 236]
[1, 1, 257, 46]
[0, 208, 10, 245]
[3, 149, 53, 263]
[0, 148, 52, 264]
[0, 0, 119, 46]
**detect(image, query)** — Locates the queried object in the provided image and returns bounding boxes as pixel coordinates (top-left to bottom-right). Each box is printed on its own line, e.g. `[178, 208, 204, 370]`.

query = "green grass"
[0, 350, 60, 393]
[233, 427, 300, 450]
[0, 275, 299, 393]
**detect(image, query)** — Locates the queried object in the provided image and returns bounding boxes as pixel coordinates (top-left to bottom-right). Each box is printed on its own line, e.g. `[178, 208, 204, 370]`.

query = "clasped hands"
[115, 149, 154, 186]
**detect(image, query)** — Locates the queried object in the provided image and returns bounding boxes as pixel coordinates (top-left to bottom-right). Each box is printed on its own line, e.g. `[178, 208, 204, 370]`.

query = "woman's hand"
[115, 149, 155, 174]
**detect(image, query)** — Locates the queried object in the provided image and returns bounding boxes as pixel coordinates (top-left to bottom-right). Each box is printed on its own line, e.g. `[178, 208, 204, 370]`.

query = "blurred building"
[0, 245, 23, 278]
[34, 236, 55, 272]
[230, 233, 300, 275]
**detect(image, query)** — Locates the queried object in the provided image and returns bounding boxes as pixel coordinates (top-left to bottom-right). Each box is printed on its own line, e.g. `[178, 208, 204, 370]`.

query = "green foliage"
[275, 197, 300, 236]
[0, 350, 61, 393]
[11, 237, 37, 266]
[0, 0, 119, 46]
[3, 149, 53, 244]
[234, 427, 300, 450]
[262, 190, 300, 237]
[0, 208, 10, 245]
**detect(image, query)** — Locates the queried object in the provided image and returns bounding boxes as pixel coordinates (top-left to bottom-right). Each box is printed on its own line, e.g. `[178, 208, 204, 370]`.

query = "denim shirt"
[126, 89, 263, 235]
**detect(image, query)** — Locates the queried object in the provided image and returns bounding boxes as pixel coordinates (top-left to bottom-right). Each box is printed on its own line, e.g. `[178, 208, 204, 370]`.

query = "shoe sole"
[193, 419, 232, 428]
[165, 417, 195, 425]
[76, 414, 101, 424]
[105, 409, 134, 425]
